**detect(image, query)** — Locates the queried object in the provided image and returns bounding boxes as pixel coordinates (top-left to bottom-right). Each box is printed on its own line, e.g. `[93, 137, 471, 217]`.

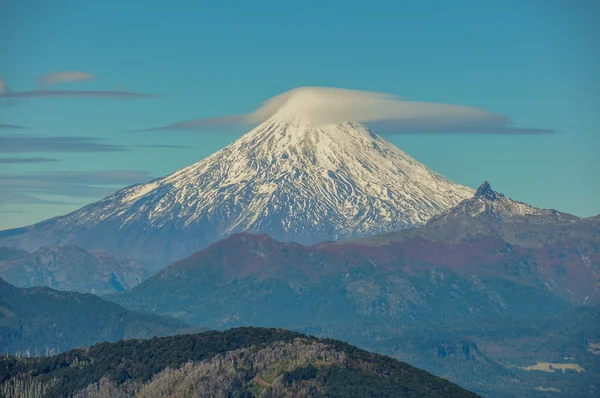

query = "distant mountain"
[584, 213, 600, 223]
[362, 181, 598, 250]
[0, 245, 148, 295]
[0, 88, 473, 270]
[0, 327, 479, 398]
[109, 228, 597, 330]
[0, 277, 188, 354]
[0, 247, 27, 262]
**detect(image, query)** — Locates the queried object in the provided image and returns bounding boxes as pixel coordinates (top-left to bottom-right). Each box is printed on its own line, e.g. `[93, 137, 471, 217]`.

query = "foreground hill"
[0, 327, 479, 398]
[0, 278, 188, 354]
[0, 245, 147, 295]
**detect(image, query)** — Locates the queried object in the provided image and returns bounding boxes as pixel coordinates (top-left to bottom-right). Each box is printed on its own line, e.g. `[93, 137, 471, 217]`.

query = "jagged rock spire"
[474, 181, 497, 201]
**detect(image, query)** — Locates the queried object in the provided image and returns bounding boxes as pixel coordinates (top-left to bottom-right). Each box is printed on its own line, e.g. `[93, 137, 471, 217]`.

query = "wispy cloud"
[128, 115, 246, 133]
[0, 135, 191, 153]
[0, 157, 59, 164]
[0, 75, 155, 100]
[0, 123, 28, 130]
[0, 170, 152, 202]
[0, 90, 156, 99]
[131, 86, 554, 135]
[136, 144, 192, 149]
[0, 136, 126, 153]
[37, 71, 95, 88]
[366, 121, 557, 135]
[0, 192, 71, 205]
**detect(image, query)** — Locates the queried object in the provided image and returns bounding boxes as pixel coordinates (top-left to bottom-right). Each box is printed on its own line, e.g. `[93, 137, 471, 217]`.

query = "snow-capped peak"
[115, 115, 473, 235]
[0, 107, 474, 268]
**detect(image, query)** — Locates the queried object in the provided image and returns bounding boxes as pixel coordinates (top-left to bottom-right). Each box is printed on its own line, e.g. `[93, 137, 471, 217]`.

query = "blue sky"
[1, 0, 599, 229]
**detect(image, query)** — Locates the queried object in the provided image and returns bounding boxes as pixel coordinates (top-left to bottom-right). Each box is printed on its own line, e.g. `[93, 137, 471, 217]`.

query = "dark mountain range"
[111, 231, 583, 324]
[0, 245, 148, 295]
[0, 327, 479, 398]
[106, 183, 600, 396]
[0, 278, 189, 354]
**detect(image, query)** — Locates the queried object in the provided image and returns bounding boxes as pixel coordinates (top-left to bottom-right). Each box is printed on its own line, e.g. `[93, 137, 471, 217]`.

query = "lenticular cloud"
[133, 86, 554, 134]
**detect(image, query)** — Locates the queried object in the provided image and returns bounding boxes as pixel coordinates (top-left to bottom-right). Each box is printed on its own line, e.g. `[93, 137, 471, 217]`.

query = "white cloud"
[37, 71, 96, 88]
[134, 86, 553, 134]
[251, 87, 509, 128]
[0, 75, 155, 101]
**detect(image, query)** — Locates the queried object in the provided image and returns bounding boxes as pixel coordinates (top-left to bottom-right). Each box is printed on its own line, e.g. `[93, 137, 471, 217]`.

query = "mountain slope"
[108, 226, 597, 330]
[360, 181, 594, 249]
[105, 187, 599, 397]
[0, 247, 27, 262]
[0, 278, 188, 354]
[0, 101, 472, 270]
[0, 245, 148, 295]
[0, 327, 479, 398]
[108, 184, 599, 327]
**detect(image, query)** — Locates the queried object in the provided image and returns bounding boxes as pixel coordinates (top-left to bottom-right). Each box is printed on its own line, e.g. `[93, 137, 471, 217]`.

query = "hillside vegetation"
[0, 278, 188, 354]
[0, 327, 479, 398]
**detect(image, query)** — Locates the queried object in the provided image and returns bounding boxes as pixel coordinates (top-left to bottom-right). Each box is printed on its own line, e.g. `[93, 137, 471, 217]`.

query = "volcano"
[0, 87, 473, 269]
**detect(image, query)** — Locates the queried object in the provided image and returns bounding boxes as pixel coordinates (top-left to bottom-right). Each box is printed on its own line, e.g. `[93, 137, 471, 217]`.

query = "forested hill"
[0, 327, 479, 398]
[0, 277, 188, 354]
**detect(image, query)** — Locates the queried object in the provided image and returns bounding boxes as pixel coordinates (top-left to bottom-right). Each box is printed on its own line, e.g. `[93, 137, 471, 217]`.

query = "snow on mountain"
[443, 181, 578, 223]
[361, 181, 583, 248]
[104, 115, 472, 235]
[0, 88, 473, 269]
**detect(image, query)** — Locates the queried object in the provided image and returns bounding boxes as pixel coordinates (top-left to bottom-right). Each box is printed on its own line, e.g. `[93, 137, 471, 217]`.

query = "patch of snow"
[121, 182, 160, 203]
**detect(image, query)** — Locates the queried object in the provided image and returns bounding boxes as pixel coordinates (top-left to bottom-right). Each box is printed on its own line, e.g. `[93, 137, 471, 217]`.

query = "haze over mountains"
[0, 245, 147, 295]
[110, 182, 599, 322]
[105, 182, 599, 396]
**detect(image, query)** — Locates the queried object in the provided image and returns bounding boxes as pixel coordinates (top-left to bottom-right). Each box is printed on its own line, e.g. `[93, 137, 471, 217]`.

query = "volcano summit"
[0, 87, 474, 269]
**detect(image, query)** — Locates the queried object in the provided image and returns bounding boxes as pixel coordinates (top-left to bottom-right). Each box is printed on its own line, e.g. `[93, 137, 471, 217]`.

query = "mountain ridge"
[0, 277, 189, 354]
[108, 183, 599, 328]
[356, 181, 593, 248]
[0, 244, 147, 294]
